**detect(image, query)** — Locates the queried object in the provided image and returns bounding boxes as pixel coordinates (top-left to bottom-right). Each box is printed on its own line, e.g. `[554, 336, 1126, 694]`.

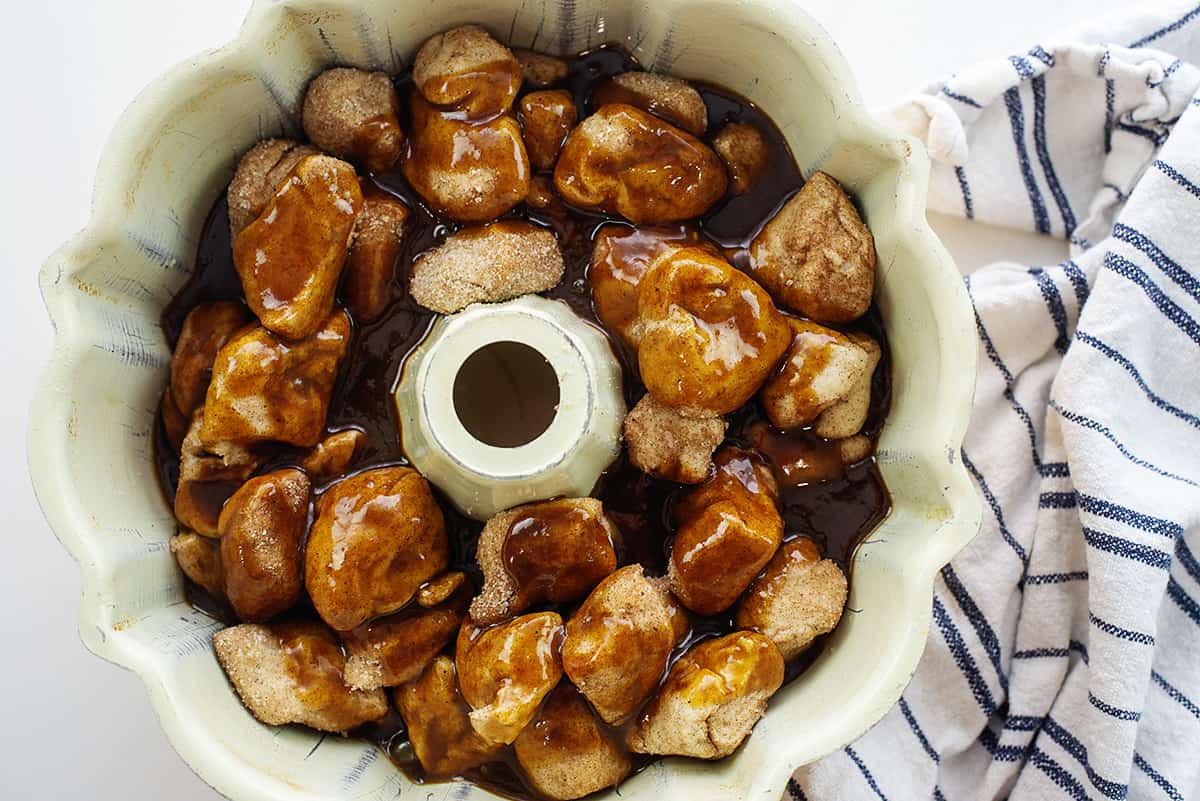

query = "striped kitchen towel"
[790, 2, 1200, 800]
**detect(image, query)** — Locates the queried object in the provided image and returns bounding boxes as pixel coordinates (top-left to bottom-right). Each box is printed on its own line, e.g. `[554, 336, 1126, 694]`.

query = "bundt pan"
[27, 0, 982, 798]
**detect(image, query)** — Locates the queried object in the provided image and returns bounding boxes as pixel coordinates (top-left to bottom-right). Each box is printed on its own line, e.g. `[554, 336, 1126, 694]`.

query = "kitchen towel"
[790, 2, 1200, 799]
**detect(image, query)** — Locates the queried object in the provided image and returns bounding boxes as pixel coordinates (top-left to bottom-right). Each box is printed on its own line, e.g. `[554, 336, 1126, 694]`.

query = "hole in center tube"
[453, 341, 561, 448]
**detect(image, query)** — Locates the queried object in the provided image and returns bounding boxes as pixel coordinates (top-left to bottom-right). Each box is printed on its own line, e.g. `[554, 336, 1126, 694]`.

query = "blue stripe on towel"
[1088, 692, 1141, 721]
[1030, 267, 1071, 353]
[1104, 252, 1200, 347]
[1014, 647, 1070, 659]
[1112, 223, 1200, 304]
[979, 725, 1028, 762]
[1003, 86, 1052, 234]
[1063, 260, 1090, 307]
[1177, 538, 1200, 583]
[1152, 159, 1200, 200]
[898, 697, 939, 762]
[1025, 571, 1089, 585]
[1030, 747, 1092, 801]
[1004, 715, 1045, 731]
[787, 778, 808, 800]
[1089, 610, 1155, 645]
[1134, 753, 1185, 801]
[933, 596, 998, 716]
[962, 451, 1030, 565]
[942, 85, 983, 108]
[1031, 75, 1077, 235]
[1130, 5, 1200, 48]
[955, 165, 975, 218]
[1150, 670, 1200, 720]
[1078, 494, 1183, 538]
[1043, 718, 1129, 799]
[942, 565, 1009, 693]
[1039, 491, 1078, 509]
[845, 746, 889, 801]
[1166, 576, 1200, 625]
[1050, 400, 1200, 488]
[1074, 331, 1200, 431]
[1082, 528, 1173, 569]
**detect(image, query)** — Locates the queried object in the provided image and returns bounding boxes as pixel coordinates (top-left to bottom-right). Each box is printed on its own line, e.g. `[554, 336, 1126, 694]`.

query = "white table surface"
[0, 0, 1125, 796]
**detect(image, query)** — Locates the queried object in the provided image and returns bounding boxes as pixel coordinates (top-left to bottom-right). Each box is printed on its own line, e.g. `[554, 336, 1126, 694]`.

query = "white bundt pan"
[27, 1, 982, 798]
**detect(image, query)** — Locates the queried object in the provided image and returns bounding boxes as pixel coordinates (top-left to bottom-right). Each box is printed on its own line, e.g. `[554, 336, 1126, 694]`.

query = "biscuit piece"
[744, 421, 874, 486]
[418, 571, 467, 607]
[169, 301, 252, 418]
[555, 104, 727, 224]
[623, 394, 726, 484]
[636, 247, 791, 417]
[457, 612, 565, 744]
[629, 631, 784, 759]
[669, 447, 783, 615]
[395, 656, 503, 778]
[213, 620, 388, 732]
[403, 93, 531, 222]
[562, 565, 689, 725]
[410, 221, 564, 314]
[232, 155, 362, 340]
[735, 537, 847, 659]
[513, 683, 633, 800]
[174, 411, 266, 536]
[748, 171, 876, 323]
[306, 466, 448, 631]
[170, 531, 223, 598]
[200, 311, 351, 449]
[813, 332, 880, 439]
[341, 582, 468, 690]
[227, 139, 319, 237]
[344, 191, 409, 321]
[760, 318, 871, 430]
[413, 25, 521, 119]
[514, 48, 568, 87]
[712, 123, 768, 195]
[219, 468, 311, 622]
[521, 89, 578, 171]
[302, 68, 404, 171]
[592, 71, 707, 137]
[470, 498, 618, 626]
[298, 429, 365, 483]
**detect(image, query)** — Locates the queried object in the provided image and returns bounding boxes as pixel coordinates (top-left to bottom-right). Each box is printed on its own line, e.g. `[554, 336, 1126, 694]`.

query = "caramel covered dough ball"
[592, 71, 707, 137]
[226, 139, 319, 237]
[302, 67, 404, 172]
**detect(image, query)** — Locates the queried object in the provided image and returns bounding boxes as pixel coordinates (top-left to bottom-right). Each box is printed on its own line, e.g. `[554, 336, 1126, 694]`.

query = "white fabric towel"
[789, 2, 1200, 799]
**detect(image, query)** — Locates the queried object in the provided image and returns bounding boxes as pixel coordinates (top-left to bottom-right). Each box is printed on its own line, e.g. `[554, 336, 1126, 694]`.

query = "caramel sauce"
[350, 114, 405, 173]
[420, 59, 523, 121]
[155, 44, 892, 801]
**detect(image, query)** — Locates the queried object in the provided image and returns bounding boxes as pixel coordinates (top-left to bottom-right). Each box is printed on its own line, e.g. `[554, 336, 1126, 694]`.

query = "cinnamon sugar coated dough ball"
[669, 447, 783, 615]
[174, 410, 266, 536]
[169, 301, 252, 418]
[410, 220, 564, 314]
[589, 223, 713, 347]
[513, 683, 633, 800]
[305, 466, 448, 631]
[402, 92, 531, 222]
[169, 532, 223, 598]
[232, 155, 362, 340]
[470, 498, 618, 626]
[227, 139, 319, 237]
[521, 89, 578, 171]
[395, 656, 503, 778]
[200, 310, 351, 449]
[813, 331, 880, 439]
[592, 71, 708, 137]
[629, 630, 784, 759]
[636, 247, 791, 417]
[344, 191, 409, 322]
[341, 581, 468, 690]
[554, 104, 727, 224]
[562, 564, 689, 725]
[735, 537, 847, 659]
[514, 48, 568, 87]
[298, 429, 365, 482]
[749, 171, 876, 323]
[456, 612, 565, 744]
[413, 25, 521, 119]
[760, 318, 872, 430]
[302, 68, 404, 172]
[213, 620, 388, 732]
[623, 394, 726, 484]
[218, 468, 311, 622]
[712, 122, 768, 195]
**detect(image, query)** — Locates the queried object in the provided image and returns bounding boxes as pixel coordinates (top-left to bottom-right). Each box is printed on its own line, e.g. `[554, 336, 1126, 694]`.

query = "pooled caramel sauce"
[156, 43, 891, 801]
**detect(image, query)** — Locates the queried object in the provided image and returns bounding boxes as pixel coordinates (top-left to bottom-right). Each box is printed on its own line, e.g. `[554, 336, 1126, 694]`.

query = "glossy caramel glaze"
[155, 44, 891, 801]
[502, 500, 619, 608]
